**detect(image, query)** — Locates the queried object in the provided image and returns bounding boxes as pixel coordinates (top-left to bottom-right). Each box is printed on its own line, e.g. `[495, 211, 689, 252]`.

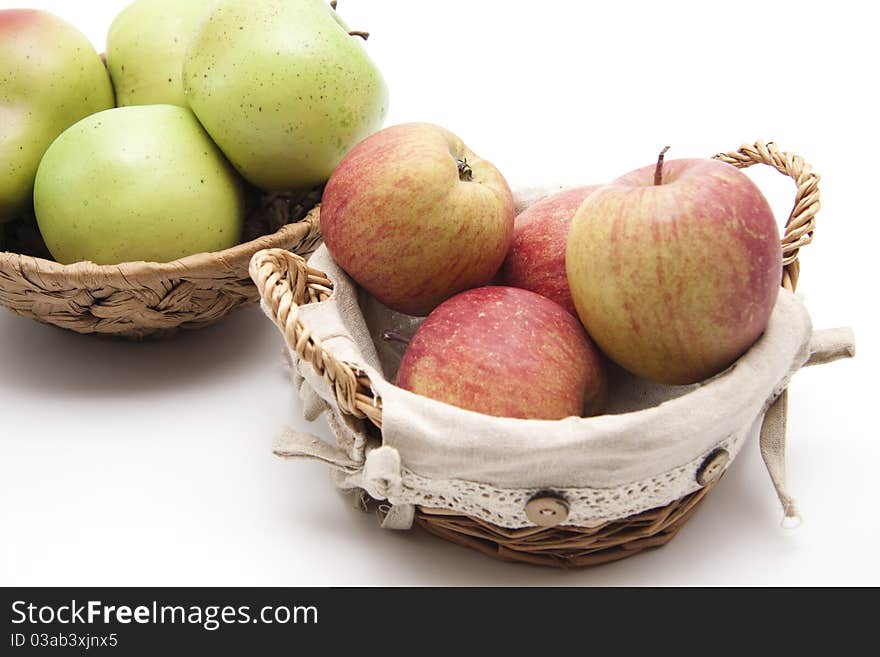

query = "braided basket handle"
[249, 246, 384, 427]
[712, 141, 819, 291]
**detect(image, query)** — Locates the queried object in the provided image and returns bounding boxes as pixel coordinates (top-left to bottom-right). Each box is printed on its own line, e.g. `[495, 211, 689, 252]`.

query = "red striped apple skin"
[396, 286, 606, 420]
[501, 186, 601, 315]
[321, 123, 515, 317]
[566, 158, 782, 385]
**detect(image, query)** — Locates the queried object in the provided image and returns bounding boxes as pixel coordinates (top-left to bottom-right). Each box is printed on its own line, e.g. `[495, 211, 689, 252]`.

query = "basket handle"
[712, 141, 820, 292]
[249, 246, 384, 428]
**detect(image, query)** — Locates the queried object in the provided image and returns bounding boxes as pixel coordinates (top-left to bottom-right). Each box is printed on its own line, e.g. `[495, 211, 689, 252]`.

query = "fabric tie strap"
[760, 391, 800, 527]
[273, 427, 360, 472]
[273, 428, 416, 529]
[760, 327, 855, 527]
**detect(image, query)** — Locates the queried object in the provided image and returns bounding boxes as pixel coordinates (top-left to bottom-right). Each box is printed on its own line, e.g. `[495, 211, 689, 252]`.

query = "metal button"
[696, 448, 730, 486]
[525, 493, 569, 527]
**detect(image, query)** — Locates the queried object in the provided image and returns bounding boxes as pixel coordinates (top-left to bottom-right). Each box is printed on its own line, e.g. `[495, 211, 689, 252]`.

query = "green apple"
[184, 0, 389, 191]
[0, 9, 115, 223]
[106, 0, 215, 107]
[34, 105, 245, 265]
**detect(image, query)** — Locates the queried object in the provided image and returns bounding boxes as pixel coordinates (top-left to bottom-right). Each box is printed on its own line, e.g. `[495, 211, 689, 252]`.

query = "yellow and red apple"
[566, 156, 782, 384]
[321, 123, 515, 316]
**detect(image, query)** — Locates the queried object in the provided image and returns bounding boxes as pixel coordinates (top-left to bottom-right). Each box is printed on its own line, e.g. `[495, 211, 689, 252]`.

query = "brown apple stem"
[382, 330, 412, 346]
[654, 146, 671, 185]
[457, 159, 473, 182]
[331, 2, 369, 39]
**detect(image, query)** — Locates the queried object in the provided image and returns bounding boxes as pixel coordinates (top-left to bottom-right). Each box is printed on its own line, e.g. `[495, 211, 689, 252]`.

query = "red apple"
[321, 123, 515, 316]
[501, 185, 601, 315]
[566, 154, 782, 384]
[396, 286, 606, 419]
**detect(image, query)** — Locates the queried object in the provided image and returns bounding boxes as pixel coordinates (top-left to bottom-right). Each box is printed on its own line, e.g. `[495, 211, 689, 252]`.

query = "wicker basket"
[0, 187, 322, 339]
[250, 142, 848, 568]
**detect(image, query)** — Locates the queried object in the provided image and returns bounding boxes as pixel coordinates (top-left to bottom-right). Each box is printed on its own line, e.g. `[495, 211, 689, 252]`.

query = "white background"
[1, 0, 876, 586]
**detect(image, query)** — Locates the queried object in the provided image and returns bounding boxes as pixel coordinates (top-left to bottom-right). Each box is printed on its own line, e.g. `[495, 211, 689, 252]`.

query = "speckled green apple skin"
[107, 0, 215, 107]
[34, 105, 245, 265]
[397, 286, 607, 420]
[321, 123, 515, 317]
[183, 0, 389, 191]
[566, 158, 782, 385]
[0, 9, 115, 223]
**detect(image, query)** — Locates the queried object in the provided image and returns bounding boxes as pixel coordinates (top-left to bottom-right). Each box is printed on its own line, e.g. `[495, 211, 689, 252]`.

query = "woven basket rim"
[0, 207, 320, 285]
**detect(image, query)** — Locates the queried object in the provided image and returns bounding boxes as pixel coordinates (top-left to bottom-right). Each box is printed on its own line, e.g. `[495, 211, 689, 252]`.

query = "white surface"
[1, 0, 876, 586]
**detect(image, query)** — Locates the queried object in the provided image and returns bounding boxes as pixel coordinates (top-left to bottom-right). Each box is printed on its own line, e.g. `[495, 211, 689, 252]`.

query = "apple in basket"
[106, 0, 216, 107]
[321, 122, 516, 316]
[0, 9, 114, 223]
[34, 105, 245, 265]
[501, 185, 601, 315]
[184, 0, 389, 191]
[566, 149, 782, 384]
[396, 286, 607, 420]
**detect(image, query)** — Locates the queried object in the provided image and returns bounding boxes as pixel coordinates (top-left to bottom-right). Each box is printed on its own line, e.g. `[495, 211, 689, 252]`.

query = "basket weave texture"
[250, 142, 820, 567]
[0, 189, 321, 339]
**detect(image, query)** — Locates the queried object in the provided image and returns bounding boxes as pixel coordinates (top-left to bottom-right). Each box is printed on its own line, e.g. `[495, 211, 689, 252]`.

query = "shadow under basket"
[0, 188, 322, 339]
[250, 142, 855, 568]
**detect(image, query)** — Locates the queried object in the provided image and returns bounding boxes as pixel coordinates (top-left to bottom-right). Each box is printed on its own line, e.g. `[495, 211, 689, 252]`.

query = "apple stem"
[331, 2, 369, 40]
[382, 331, 412, 346]
[457, 159, 473, 182]
[654, 146, 671, 186]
